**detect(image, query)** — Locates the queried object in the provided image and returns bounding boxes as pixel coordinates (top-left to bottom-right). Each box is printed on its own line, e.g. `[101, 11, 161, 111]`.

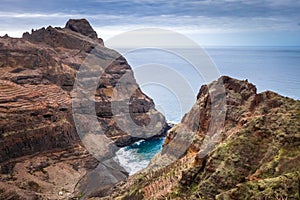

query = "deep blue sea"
[113, 46, 300, 175]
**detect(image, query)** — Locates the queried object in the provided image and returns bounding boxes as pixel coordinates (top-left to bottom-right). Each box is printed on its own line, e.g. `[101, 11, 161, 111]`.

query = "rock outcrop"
[101, 76, 300, 200]
[65, 19, 100, 41]
[0, 19, 166, 198]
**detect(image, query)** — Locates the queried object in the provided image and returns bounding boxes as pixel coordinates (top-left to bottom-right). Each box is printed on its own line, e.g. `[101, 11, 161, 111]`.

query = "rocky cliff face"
[101, 76, 300, 200]
[0, 19, 166, 199]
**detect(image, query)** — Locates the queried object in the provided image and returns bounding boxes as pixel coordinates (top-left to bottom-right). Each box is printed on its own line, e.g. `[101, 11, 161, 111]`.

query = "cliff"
[0, 19, 166, 199]
[100, 76, 300, 200]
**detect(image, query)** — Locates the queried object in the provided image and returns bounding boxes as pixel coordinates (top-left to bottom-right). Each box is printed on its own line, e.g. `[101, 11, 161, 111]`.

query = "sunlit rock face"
[0, 19, 167, 199]
[103, 76, 300, 200]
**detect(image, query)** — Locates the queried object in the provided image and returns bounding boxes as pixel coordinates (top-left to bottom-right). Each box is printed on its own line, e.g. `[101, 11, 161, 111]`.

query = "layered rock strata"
[101, 76, 300, 200]
[0, 19, 166, 199]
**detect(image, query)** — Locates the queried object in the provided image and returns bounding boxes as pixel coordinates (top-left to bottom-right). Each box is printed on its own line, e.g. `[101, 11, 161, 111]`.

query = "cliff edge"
[0, 19, 166, 199]
[102, 76, 300, 200]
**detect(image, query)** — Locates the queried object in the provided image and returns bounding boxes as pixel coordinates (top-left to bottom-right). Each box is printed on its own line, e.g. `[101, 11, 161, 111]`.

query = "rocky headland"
[97, 76, 300, 200]
[0, 19, 167, 199]
[0, 19, 299, 200]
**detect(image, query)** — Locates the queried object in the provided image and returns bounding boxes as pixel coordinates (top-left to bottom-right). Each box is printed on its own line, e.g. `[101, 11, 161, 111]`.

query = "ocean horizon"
[114, 45, 300, 175]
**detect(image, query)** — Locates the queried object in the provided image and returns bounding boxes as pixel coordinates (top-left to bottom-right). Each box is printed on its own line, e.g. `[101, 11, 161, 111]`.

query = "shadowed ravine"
[0, 19, 299, 200]
[0, 19, 167, 199]
[95, 76, 300, 200]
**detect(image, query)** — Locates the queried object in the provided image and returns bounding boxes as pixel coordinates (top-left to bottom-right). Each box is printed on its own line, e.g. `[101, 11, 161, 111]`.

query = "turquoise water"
[114, 138, 165, 175]
[114, 46, 300, 175]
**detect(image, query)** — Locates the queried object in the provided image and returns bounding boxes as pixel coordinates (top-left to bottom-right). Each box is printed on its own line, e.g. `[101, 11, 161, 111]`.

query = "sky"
[0, 0, 300, 46]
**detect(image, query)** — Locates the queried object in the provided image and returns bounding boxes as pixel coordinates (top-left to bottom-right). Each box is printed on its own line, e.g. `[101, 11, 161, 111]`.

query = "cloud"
[0, 10, 298, 39]
[0, 12, 77, 18]
[0, 1, 299, 45]
[1, 0, 300, 18]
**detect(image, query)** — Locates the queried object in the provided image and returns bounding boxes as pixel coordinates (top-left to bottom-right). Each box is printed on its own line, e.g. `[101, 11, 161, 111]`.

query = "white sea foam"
[114, 146, 150, 175]
[167, 120, 178, 125]
[113, 138, 165, 175]
[133, 139, 145, 146]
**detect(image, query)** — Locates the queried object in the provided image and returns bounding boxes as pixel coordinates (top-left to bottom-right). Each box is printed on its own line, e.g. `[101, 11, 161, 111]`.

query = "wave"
[113, 146, 150, 175]
[113, 138, 165, 175]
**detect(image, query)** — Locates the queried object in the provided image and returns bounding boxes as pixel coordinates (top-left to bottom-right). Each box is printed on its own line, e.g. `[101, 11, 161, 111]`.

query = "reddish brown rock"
[103, 76, 300, 200]
[0, 19, 167, 199]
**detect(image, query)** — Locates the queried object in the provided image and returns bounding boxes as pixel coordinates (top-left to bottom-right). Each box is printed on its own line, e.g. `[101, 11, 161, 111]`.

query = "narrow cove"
[113, 137, 166, 175]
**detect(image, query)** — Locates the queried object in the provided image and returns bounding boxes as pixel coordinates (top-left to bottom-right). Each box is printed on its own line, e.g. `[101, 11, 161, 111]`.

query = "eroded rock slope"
[102, 76, 300, 200]
[0, 19, 166, 199]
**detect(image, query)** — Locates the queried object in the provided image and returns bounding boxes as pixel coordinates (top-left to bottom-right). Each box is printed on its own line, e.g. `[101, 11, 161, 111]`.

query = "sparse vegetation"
[104, 77, 300, 200]
[28, 181, 40, 192]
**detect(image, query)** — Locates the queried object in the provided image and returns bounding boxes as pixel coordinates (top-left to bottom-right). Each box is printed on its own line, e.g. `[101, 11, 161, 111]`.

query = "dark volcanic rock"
[103, 76, 300, 200]
[0, 19, 166, 162]
[65, 19, 98, 40]
[0, 19, 167, 198]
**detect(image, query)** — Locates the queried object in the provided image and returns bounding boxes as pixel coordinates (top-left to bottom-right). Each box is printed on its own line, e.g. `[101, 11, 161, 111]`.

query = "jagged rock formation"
[0, 19, 166, 199]
[99, 76, 300, 200]
[65, 19, 100, 41]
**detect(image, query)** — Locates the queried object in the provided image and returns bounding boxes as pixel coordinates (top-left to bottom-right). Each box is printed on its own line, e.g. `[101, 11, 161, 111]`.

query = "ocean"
[113, 46, 300, 175]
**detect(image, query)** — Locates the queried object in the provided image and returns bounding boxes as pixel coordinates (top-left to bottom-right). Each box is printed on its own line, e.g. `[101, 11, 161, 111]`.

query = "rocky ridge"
[0, 19, 166, 199]
[99, 76, 300, 200]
